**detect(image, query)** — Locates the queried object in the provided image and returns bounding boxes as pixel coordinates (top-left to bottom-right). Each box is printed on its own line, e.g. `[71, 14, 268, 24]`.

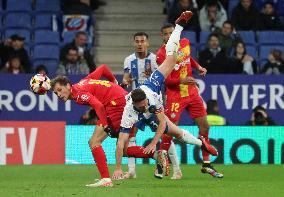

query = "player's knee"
[88, 138, 101, 148]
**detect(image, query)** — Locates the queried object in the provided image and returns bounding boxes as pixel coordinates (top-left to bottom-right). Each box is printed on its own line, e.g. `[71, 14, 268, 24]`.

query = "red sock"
[199, 132, 210, 162]
[126, 146, 154, 158]
[91, 146, 110, 179]
[159, 134, 173, 151]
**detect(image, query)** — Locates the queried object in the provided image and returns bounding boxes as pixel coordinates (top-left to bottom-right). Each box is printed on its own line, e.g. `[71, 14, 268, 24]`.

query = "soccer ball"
[30, 74, 51, 95]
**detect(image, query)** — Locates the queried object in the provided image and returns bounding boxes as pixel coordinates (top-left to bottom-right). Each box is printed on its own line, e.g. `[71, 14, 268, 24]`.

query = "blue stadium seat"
[34, 14, 53, 30]
[33, 59, 59, 75]
[259, 45, 284, 66]
[246, 45, 258, 59]
[181, 31, 196, 46]
[62, 31, 78, 44]
[239, 31, 256, 46]
[258, 31, 284, 45]
[4, 29, 31, 43]
[6, 0, 32, 12]
[35, 1, 60, 14]
[190, 46, 197, 58]
[228, 0, 239, 17]
[34, 30, 60, 45]
[199, 31, 211, 44]
[33, 45, 59, 60]
[5, 13, 32, 30]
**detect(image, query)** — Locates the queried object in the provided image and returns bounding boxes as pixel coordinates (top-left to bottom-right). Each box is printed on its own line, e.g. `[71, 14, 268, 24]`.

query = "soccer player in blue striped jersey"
[122, 32, 158, 179]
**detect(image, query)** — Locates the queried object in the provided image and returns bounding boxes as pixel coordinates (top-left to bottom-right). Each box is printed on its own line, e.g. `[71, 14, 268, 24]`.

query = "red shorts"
[105, 97, 126, 132]
[165, 90, 207, 122]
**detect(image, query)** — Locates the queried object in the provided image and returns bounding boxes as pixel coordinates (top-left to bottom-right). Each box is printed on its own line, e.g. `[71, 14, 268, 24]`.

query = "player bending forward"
[112, 11, 218, 180]
[51, 64, 128, 188]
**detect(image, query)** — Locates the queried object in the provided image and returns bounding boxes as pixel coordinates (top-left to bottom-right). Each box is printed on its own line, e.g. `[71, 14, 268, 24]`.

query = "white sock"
[178, 129, 202, 146]
[128, 137, 136, 174]
[166, 24, 183, 56]
[168, 142, 180, 172]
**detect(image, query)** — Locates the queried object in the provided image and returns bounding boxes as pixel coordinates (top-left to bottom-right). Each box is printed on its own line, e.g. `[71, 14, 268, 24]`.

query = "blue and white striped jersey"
[123, 52, 158, 89]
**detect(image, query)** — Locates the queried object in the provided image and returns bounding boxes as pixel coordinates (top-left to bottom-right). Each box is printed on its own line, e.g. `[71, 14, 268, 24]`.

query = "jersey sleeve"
[190, 56, 201, 69]
[75, 92, 108, 126]
[123, 56, 131, 73]
[120, 104, 137, 133]
[84, 64, 116, 82]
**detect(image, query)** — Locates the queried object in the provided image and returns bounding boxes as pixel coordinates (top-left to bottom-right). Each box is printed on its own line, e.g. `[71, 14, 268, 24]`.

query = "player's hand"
[112, 169, 124, 180]
[198, 67, 207, 76]
[143, 142, 156, 154]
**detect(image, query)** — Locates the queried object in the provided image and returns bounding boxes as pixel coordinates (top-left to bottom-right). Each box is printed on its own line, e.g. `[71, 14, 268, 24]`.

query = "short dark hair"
[75, 31, 87, 38]
[223, 20, 233, 29]
[208, 33, 219, 41]
[131, 89, 146, 103]
[206, 0, 219, 8]
[51, 76, 71, 90]
[160, 23, 175, 32]
[68, 45, 78, 52]
[133, 32, 149, 40]
[263, 1, 274, 7]
[35, 64, 48, 74]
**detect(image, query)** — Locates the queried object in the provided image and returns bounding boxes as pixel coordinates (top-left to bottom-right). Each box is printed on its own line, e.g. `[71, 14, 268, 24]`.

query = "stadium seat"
[190, 46, 197, 59]
[33, 45, 60, 60]
[35, 0, 60, 14]
[228, 0, 239, 18]
[4, 29, 31, 43]
[246, 45, 258, 59]
[6, 0, 32, 12]
[33, 59, 59, 75]
[239, 31, 256, 46]
[34, 14, 53, 30]
[34, 30, 60, 45]
[4, 13, 32, 30]
[258, 31, 284, 45]
[62, 31, 78, 44]
[199, 31, 210, 44]
[181, 31, 196, 46]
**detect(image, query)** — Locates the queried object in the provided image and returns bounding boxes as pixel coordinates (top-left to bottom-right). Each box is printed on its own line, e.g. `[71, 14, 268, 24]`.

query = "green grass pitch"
[0, 165, 283, 197]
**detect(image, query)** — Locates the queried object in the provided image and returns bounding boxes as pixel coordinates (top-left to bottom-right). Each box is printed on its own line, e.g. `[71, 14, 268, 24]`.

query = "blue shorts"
[143, 70, 165, 94]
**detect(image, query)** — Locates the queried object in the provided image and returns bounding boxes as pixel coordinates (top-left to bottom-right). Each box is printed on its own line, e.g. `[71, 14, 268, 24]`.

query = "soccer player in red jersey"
[51, 64, 127, 187]
[156, 23, 223, 178]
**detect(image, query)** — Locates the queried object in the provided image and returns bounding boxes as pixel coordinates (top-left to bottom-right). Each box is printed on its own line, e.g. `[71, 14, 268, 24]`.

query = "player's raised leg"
[157, 11, 193, 78]
[85, 126, 113, 187]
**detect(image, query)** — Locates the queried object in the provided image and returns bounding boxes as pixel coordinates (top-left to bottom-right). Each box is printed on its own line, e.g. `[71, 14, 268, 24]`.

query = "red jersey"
[156, 38, 201, 97]
[71, 65, 128, 126]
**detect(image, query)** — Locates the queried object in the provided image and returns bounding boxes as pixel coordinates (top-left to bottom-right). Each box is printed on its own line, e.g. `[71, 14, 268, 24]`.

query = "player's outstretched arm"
[190, 56, 207, 76]
[144, 112, 166, 154]
[112, 132, 129, 180]
[86, 64, 117, 83]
